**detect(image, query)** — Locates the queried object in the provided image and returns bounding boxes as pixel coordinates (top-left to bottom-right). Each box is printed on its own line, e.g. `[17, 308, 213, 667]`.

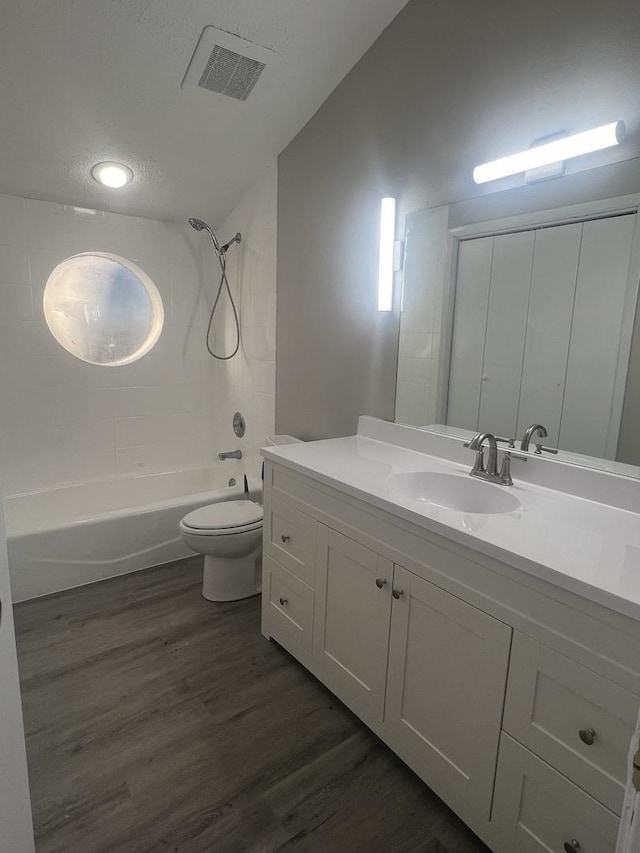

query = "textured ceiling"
[0, 0, 409, 224]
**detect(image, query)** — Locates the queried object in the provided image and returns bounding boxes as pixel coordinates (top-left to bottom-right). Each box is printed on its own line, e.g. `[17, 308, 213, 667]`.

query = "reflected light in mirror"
[473, 121, 625, 184]
[378, 197, 396, 311]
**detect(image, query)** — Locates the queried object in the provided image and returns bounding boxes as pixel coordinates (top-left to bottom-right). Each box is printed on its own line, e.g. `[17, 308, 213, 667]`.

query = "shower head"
[188, 217, 241, 257]
[189, 216, 222, 254]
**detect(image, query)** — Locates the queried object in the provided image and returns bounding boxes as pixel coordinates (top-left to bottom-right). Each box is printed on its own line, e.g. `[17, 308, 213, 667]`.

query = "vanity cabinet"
[261, 460, 640, 852]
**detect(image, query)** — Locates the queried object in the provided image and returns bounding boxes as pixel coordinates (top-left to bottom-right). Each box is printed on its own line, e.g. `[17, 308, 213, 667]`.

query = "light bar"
[378, 197, 396, 311]
[473, 121, 625, 185]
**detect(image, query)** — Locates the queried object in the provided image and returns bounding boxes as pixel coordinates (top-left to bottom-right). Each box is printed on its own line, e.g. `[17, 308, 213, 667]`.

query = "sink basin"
[387, 471, 520, 515]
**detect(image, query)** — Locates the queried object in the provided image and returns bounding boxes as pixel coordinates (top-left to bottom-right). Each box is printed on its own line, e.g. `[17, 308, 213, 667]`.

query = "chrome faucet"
[218, 449, 242, 460]
[520, 424, 547, 451]
[468, 432, 499, 478]
[467, 432, 526, 486]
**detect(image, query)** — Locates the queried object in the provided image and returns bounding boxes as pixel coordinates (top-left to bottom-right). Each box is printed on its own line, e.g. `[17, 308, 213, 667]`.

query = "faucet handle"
[498, 453, 513, 486]
[470, 448, 485, 476]
[495, 436, 516, 448]
[535, 444, 559, 455]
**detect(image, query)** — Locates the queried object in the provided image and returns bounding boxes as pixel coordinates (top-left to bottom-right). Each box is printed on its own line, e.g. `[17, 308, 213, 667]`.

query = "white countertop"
[262, 418, 640, 622]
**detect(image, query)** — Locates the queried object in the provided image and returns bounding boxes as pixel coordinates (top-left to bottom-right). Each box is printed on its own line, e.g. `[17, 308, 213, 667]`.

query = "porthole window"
[43, 252, 164, 366]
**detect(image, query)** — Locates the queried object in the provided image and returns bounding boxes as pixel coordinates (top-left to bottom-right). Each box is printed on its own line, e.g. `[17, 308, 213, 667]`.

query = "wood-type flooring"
[14, 557, 491, 853]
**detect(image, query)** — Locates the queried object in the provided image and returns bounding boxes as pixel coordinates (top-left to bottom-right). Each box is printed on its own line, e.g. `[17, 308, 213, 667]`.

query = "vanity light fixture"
[91, 161, 134, 189]
[473, 121, 625, 184]
[378, 197, 396, 311]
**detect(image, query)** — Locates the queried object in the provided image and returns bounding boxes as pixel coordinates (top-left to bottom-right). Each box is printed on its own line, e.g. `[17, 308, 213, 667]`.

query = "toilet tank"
[267, 435, 304, 446]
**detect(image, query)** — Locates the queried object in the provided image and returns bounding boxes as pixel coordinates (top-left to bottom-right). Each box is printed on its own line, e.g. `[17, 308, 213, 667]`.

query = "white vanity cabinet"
[260, 460, 640, 852]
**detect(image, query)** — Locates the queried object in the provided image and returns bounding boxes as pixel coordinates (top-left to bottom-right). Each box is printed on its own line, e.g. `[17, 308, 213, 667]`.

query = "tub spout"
[218, 449, 242, 460]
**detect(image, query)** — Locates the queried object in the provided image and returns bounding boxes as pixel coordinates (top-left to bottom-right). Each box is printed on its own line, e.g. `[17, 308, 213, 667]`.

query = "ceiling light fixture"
[473, 121, 625, 185]
[91, 161, 134, 189]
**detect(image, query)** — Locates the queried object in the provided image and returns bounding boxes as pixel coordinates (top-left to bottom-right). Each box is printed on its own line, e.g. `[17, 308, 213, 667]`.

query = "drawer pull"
[281, 534, 291, 543]
[392, 588, 404, 599]
[279, 597, 288, 606]
[563, 841, 580, 853]
[375, 578, 387, 589]
[578, 728, 596, 746]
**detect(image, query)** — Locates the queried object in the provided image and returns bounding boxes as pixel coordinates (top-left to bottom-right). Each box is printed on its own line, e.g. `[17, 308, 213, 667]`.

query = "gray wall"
[277, 0, 640, 440]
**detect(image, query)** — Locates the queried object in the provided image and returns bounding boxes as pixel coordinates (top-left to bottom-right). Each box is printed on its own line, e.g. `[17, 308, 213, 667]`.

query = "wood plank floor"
[14, 557, 491, 853]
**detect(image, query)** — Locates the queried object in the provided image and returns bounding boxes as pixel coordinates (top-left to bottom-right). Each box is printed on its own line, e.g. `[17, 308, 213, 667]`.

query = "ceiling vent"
[182, 27, 281, 102]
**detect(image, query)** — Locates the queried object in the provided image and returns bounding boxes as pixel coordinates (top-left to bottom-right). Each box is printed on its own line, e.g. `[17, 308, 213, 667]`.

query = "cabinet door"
[313, 526, 393, 727]
[385, 565, 511, 825]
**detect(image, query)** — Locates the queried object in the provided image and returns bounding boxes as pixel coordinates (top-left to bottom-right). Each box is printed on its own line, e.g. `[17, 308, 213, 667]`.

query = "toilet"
[180, 435, 303, 602]
[179, 500, 263, 601]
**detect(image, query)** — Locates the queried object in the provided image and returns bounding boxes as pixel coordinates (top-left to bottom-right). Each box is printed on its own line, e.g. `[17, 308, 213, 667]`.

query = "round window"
[43, 252, 164, 366]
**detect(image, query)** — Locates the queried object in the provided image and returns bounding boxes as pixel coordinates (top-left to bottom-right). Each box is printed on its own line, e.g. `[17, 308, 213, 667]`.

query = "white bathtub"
[5, 467, 262, 602]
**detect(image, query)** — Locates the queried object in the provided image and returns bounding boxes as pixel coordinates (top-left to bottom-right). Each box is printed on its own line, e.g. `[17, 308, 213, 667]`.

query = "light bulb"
[91, 161, 133, 189]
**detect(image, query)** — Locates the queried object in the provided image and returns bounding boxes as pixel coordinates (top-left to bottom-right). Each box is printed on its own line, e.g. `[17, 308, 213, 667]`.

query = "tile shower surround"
[0, 162, 276, 495]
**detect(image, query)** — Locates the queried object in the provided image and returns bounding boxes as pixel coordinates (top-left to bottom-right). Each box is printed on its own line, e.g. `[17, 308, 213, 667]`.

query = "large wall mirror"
[395, 186, 640, 475]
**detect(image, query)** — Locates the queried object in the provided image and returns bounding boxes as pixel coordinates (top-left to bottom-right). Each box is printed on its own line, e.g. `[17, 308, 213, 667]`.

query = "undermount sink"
[387, 471, 521, 515]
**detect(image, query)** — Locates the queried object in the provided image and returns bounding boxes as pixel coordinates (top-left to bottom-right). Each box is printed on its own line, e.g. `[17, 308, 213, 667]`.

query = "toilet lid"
[182, 500, 263, 531]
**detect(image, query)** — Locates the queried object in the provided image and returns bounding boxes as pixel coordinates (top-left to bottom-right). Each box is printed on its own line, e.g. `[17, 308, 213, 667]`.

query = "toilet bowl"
[179, 500, 263, 602]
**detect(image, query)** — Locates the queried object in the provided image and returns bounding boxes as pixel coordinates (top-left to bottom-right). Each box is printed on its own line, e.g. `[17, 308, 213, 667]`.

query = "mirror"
[394, 176, 640, 476]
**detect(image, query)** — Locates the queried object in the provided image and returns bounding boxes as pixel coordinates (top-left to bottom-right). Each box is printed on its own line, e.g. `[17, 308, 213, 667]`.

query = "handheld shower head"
[189, 217, 222, 254]
[188, 215, 243, 361]
[188, 217, 241, 258]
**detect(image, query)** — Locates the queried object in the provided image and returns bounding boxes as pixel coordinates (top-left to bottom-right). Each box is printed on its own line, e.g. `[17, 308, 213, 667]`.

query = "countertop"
[262, 419, 640, 622]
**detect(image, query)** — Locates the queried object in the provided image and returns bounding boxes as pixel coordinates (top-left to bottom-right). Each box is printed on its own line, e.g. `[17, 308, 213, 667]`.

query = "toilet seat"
[180, 500, 263, 536]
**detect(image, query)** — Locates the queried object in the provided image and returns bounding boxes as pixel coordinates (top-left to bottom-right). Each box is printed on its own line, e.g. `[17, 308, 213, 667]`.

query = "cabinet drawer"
[264, 556, 313, 651]
[265, 497, 317, 586]
[493, 733, 619, 853]
[503, 632, 637, 814]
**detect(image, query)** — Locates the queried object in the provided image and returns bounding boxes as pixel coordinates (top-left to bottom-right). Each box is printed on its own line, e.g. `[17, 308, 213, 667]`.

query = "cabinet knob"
[392, 588, 404, 599]
[375, 578, 387, 589]
[578, 728, 596, 746]
[279, 597, 288, 606]
[563, 841, 580, 852]
[281, 534, 291, 543]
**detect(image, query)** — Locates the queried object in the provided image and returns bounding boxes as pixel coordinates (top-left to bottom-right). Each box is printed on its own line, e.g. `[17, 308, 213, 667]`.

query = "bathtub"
[5, 467, 262, 602]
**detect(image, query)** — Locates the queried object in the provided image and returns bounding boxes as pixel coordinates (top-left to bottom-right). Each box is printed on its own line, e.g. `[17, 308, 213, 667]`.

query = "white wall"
[205, 160, 278, 469]
[0, 161, 277, 497]
[277, 0, 640, 440]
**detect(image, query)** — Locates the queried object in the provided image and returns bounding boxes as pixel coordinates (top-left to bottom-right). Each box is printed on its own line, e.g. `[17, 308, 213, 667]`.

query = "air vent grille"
[198, 45, 266, 101]
[182, 27, 280, 101]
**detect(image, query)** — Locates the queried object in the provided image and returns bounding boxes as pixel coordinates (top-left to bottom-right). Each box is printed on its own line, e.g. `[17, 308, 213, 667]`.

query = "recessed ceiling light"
[91, 161, 133, 189]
